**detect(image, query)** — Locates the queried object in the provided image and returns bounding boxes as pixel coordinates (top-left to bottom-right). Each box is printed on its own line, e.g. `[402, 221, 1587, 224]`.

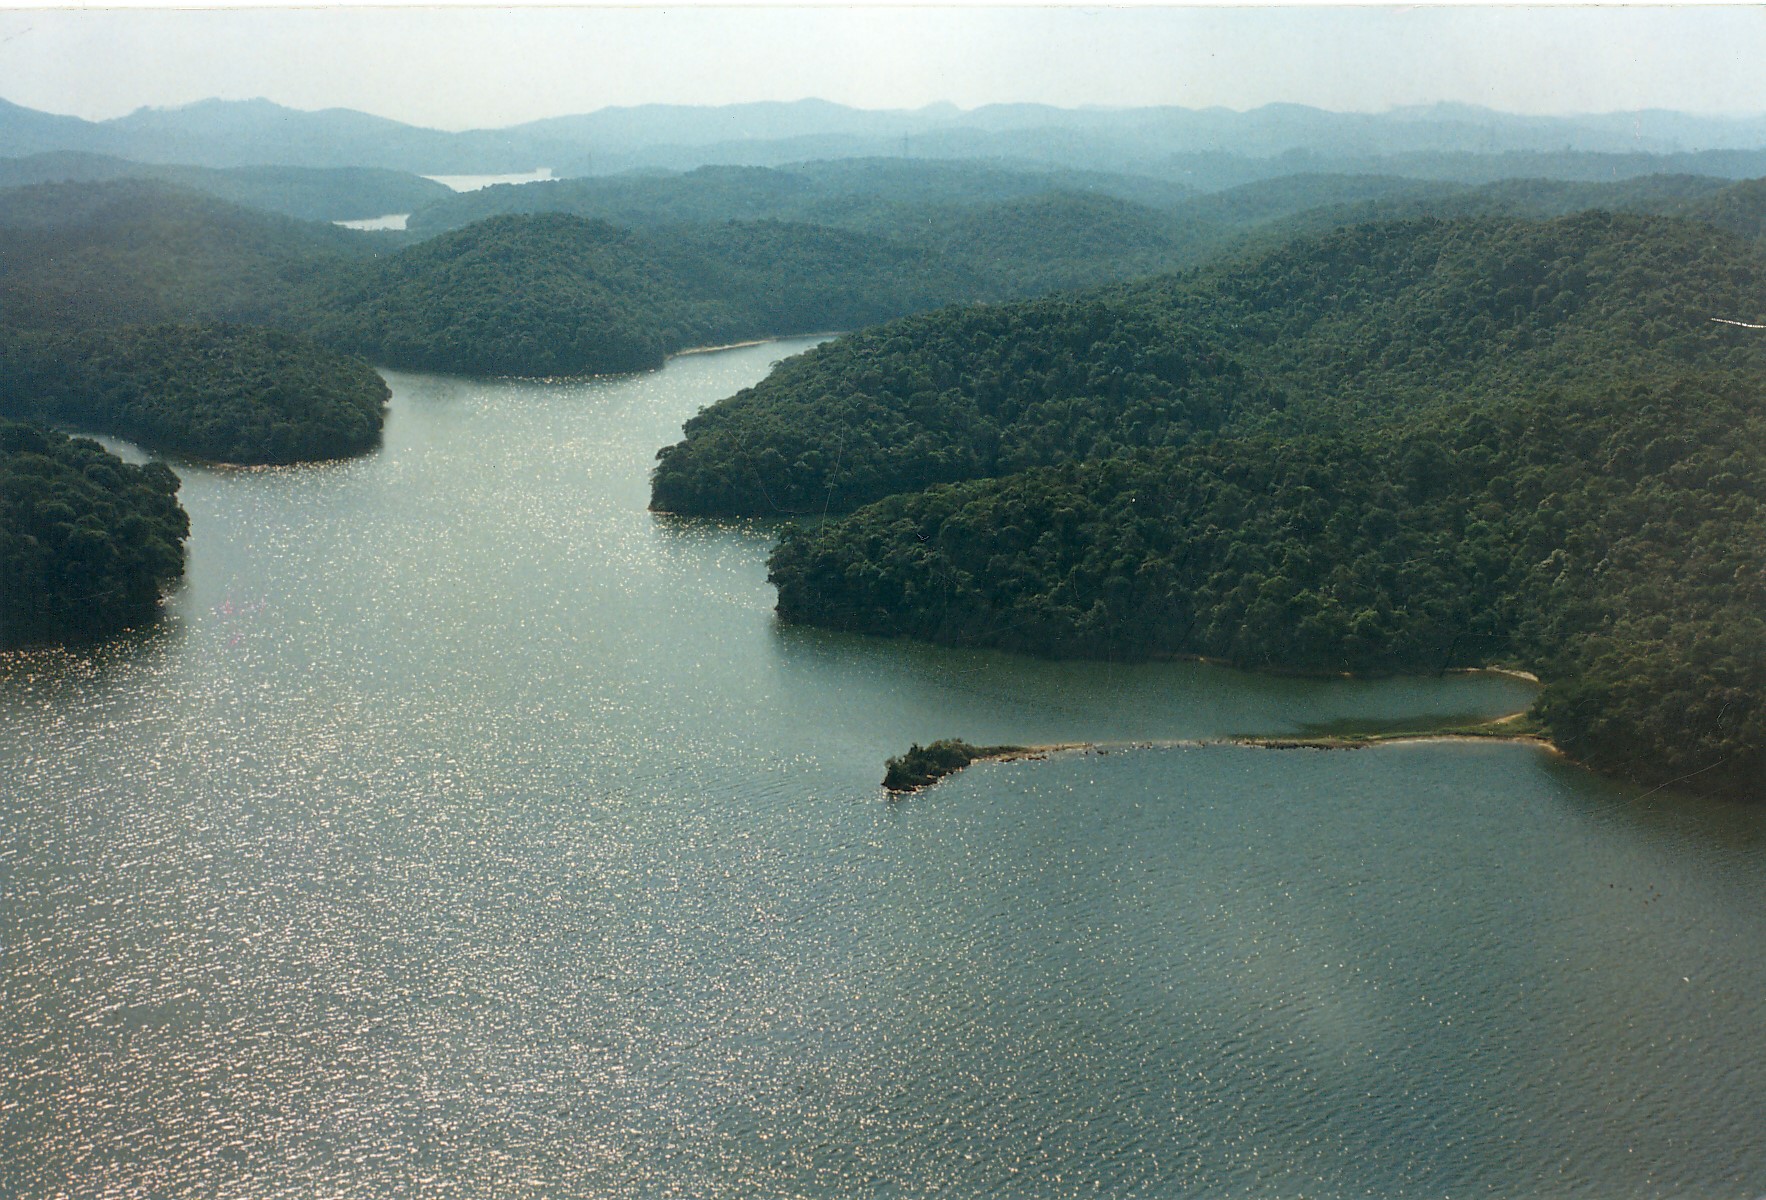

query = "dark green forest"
[1, 324, 389, 464]
[655, 212, 1766, 514]
[650, 211, 1766, 799]
[883, 739, 1023, 792]
[294, 214, 688, 375]
[295, 213, 988, 375]
[0, 420, 188, 647]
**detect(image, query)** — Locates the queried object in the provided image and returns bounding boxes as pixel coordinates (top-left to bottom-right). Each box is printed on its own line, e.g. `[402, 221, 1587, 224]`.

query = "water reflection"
[0, 611, 189, 704]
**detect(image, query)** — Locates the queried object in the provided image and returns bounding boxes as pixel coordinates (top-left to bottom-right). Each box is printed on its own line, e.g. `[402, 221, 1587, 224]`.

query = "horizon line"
[10, 93, 1766, 134]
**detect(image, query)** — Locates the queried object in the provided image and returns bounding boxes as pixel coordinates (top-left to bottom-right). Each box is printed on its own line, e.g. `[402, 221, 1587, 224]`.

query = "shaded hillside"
[1176, 173, 1454, 225]
[294, 214, 691, 374]
[1158, 147, 1766, 192]
[647, 219, 989, 341]
[0, 419, 188, 647]
[1671, 176, 1766, 244]
[1233, 174, 1734, 249]
[0, 178, 367, 330]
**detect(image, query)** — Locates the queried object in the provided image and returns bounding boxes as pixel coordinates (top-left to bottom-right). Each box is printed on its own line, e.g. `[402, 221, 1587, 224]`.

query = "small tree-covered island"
[0, 420, 189, 647]
[883, 739, 1028, 792]
[655, 212, 1766, 800]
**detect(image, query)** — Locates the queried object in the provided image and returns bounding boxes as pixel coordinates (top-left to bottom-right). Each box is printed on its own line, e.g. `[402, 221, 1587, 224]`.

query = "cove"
[3, 339, 1764, 1199]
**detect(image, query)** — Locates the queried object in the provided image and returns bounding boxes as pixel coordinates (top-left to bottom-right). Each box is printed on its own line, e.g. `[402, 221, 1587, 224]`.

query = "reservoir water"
[423, 168, 556, 192]
[333, 213, 410, 232]
[4, 340, 1764, 1198]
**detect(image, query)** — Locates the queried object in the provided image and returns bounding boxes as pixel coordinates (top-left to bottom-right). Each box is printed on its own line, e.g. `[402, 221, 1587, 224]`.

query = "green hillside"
[655, 211, 1766, 799]
[653, 212, 1766, 516]
[401, 158, 1196, 236]
[295, 212, 988, 376]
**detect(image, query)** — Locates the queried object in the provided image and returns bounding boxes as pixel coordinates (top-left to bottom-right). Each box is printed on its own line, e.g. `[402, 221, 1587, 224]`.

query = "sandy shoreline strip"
[672, 331, 844, 358]
[960, 717, 1560, 773]
[670, 339, 774, 357]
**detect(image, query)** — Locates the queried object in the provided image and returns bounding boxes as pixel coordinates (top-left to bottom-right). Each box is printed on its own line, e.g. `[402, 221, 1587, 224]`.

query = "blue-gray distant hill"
[9, 94, 1766, 183]
[0, 151, 451, 222]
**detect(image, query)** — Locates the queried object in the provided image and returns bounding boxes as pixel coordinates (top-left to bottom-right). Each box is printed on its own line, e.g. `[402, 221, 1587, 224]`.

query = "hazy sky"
[2, 6, 1765, 130]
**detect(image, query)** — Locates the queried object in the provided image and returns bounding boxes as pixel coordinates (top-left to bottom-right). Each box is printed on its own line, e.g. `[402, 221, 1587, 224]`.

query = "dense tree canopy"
[292, 212, 989, 376]
[295, 214, 688, 374]
[2, 324, 389, 464]
[656, 212, 1766, 515]
[651, 295, 1239, 515]
[0, 420, 188, 647]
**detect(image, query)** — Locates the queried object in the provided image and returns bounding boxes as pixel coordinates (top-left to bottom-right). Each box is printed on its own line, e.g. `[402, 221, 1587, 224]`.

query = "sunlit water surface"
[4, 341, 1765, 1199]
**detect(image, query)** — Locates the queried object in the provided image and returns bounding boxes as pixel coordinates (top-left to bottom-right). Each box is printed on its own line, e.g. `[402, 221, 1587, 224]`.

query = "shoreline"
[1002, 728, 1559, 759]
[670, 339, 773, 357]
[891, 717, 1561, 793]
[671, 331, 843, 359]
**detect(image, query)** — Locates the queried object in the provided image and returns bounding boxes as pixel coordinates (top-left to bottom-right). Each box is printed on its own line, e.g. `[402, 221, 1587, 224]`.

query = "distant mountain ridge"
[8, 95, 1766, 182]
[0, 150, 451, 221]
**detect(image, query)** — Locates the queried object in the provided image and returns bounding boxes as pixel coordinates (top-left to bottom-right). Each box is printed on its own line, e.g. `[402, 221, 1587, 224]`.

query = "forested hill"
[651, 210, 1766, 799]
[10, 170, 1765, 386]
[0, 178, 1168, 376]
[401, 159, 1198, 236]
[294, 212, 989, 376]
[0, 178, 368, 330]
[652, 210, 1766, 515]
[0, 420, 188, 647]
[878, 191, 1209, 299]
